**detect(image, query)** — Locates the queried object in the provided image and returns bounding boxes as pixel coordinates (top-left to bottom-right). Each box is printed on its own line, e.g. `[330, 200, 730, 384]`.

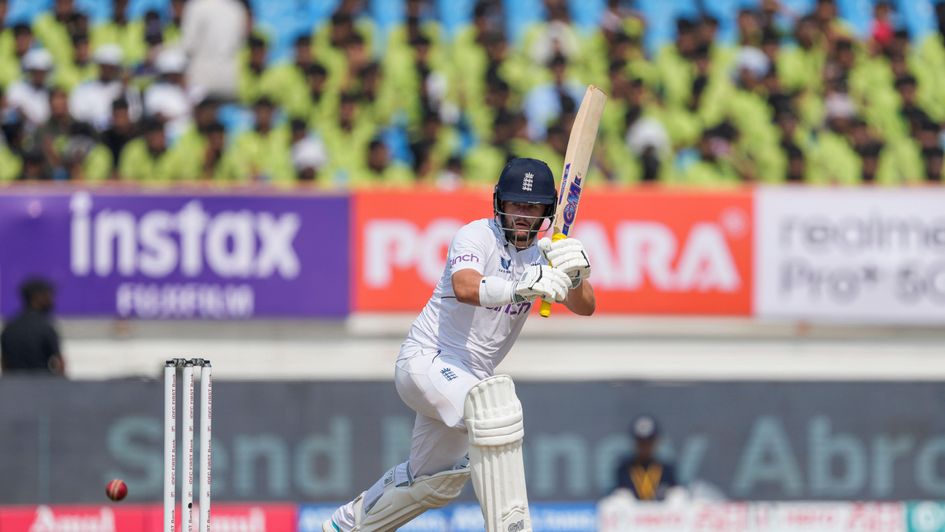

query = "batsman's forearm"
[564, 281, 595, 316]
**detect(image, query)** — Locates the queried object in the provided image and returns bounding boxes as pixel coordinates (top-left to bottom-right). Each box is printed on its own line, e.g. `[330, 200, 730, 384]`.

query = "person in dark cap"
[614, 415, 678, 500]
[1, 278, 64, 376]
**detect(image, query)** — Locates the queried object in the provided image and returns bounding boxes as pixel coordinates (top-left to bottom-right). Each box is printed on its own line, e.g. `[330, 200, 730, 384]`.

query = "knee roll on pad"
[353, 463, 470, 531]
[464, 375, 532, 532]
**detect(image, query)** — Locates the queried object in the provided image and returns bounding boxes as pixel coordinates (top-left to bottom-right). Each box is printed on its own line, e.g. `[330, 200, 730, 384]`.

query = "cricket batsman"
[324, 157, 595, 532]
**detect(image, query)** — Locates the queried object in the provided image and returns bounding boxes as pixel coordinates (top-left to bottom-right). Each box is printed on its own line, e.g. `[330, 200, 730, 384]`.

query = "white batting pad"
[464, 375, 532, 532]
[353, 462, 469, 531]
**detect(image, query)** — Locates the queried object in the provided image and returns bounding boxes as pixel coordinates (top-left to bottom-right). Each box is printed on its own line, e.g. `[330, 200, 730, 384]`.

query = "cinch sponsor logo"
[449, 253, 480, 267]
[28, 506, 115, 532]
[69, 192, 301, 279]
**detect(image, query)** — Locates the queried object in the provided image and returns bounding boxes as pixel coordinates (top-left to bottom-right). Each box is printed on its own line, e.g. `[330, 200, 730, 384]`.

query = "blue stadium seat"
[504, 0, 543, 43]
[836, 0, 872, 38]
[8, 0, 50, 24]
[897, 0, 937, 40]
[436, 0, 474, 38]
[128, 0, 169, 21]
[217, 103, 254, 139]
[779, 0, 815, 16]
[702, 0, 743, 44]
[636, 0, 700, 54]
[569, 0, 605, 32]
[380, 126, 413, 165]
[369, 0, 401, 34]
[76, 0, 108, 24]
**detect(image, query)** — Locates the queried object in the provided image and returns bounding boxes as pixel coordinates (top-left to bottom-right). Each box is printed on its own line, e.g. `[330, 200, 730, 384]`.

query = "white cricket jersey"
[403, 218, 546, 379]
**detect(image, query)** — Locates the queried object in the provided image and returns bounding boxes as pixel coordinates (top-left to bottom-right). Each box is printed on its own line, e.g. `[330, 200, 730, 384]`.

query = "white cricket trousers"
[330, 340, 483, 530]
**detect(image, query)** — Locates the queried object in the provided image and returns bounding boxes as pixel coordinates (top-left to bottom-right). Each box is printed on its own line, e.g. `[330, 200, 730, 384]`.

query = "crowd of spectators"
[1, 0, 945, 188]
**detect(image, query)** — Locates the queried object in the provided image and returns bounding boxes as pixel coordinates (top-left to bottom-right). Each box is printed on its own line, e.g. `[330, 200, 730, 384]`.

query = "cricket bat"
[539, 85, 606, 318]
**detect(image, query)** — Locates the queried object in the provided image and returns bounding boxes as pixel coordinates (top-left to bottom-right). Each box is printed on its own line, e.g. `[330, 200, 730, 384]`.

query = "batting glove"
[539, 237, 591, 288]
[513, 264, 571, 303]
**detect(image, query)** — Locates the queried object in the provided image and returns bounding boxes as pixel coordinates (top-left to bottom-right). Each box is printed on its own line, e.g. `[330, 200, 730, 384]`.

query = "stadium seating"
[1, 0, 944, 187]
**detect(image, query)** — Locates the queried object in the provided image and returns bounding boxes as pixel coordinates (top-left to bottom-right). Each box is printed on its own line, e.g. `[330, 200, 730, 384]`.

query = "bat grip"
[539, 232, 568, 318]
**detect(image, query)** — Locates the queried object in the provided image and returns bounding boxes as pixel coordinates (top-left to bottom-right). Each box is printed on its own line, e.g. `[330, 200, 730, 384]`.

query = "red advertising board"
[0, 503, 297, 532]
[353, 188, 753, 315]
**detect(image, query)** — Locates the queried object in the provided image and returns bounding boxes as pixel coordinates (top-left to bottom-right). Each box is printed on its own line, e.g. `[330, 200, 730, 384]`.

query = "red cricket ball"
[105, 479, 128, 501]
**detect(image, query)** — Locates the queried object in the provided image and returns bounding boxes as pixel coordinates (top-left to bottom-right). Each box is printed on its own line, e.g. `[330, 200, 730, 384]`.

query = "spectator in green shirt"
[0, 0, 16, 88]
[312, 9, 374, 76]
[55, 33, 97, 91]
[677, 124, 742, 187]
[655, 18, 700, 109]
[451, 2, 495, 103]
[290, 62, 336, 125]
[338, 33, 372, 92]
[224, 97, 293, 183]
[409, 107, 459, 182]
[813, 0, 856, 39]
[99, 97, 137, 179]
[520, 0, 583, 68]
[32, 0, 76, 68]
[351, 138, 414, 189]
[778, 15, 825, 94]
[0, 88, 21, 181]
[128, 12, 166, 90]
[356, 62, 396, 127]
[386, 0, 443, 70]
[172, 120, 232, 182]
[319, 91, 378, 187]
[169, 97, 219, 176]
[118, 118, 177, 183]
[467, 75, 512, 145]
[91, 0, 145, 67]
[736, 8, 763, 48]
[164, 0, 185, 45]
[464, 109, 514, 186]
[309, 12, 368, 93]
[699, 14, 736, 80]
[260, 34, 314, 112]
[385, 33, 454, 129]
[238, 35, 268, 104]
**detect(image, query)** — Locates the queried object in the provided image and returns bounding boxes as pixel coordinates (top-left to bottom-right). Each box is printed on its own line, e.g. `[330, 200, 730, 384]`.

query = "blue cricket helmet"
[493, 157, 557, 215]
[493, 158, 557, 248]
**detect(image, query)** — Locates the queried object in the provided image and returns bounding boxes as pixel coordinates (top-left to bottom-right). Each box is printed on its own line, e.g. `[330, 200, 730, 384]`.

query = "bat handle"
[539, 232, 568, 318]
